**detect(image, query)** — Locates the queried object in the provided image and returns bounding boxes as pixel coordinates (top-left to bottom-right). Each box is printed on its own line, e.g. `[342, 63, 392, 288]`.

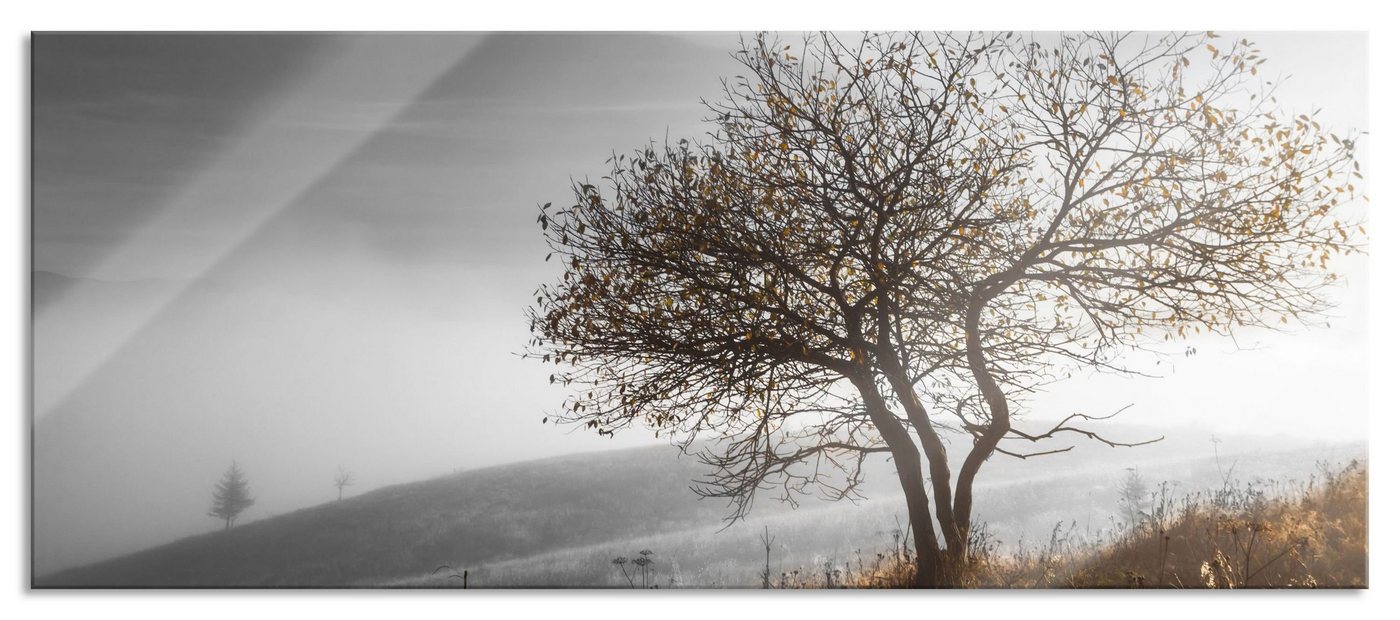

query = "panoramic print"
[32, 31, 1367, 588]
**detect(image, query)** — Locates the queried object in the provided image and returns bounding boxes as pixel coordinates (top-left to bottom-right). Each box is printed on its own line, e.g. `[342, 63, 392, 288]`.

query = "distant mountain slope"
[36, 445, 722, 587]
[35, 430, 1359, 588]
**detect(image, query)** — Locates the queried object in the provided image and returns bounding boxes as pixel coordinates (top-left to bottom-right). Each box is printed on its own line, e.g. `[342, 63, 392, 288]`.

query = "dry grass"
[847, 460, 1367, 589]
[1064, 459, 1367, 589]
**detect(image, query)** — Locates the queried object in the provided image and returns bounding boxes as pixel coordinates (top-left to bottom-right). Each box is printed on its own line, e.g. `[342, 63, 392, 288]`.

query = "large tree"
[527, 31, 1363, 586]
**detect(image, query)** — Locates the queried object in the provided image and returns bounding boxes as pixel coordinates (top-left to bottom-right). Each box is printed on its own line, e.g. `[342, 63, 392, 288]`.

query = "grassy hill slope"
[36, 434, 1362, 588]
[37, 445, 724, 587]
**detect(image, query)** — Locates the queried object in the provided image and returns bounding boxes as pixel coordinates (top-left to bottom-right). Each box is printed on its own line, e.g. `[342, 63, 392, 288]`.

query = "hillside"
[36, 445, 724, 587]
[35, 431, 1363, 588]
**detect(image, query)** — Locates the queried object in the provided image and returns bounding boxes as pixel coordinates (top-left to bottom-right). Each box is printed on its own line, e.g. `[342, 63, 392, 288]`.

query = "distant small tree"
[333, 466, 355, 501]
[1118, 467, 1149, 533]
[208, 461, 254, 530]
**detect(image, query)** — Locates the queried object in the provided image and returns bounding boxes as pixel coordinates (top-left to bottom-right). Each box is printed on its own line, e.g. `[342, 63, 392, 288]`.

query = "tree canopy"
[526, 31, 1364, 586]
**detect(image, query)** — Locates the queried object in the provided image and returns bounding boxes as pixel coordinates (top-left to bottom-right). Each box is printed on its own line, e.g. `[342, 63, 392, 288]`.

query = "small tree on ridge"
[333, 466, 354, 501]
[209, 461, 255, 530]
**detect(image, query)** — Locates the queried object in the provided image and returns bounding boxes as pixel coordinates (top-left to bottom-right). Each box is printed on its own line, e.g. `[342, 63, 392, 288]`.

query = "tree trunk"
[853, 372, 942, 587]
[953, 298, 1011, 573]
[886, 374, 966, 585]
[872, 292, 966, 586]
[875, 351, 962, 556]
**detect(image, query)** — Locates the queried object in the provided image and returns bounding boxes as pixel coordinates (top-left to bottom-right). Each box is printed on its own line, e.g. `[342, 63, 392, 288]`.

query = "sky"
[31, 32, 1368, 575]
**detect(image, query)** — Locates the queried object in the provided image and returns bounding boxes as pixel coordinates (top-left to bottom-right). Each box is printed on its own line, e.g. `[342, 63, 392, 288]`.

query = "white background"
[5, 1, 1396, 618]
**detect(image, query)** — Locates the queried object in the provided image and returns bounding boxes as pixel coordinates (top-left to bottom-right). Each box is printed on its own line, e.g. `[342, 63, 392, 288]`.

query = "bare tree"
[333, 466, 354, 501]
[527, 31, 1363, 586]
[209, 461, 255, 530]
[759, 526, 777, 588]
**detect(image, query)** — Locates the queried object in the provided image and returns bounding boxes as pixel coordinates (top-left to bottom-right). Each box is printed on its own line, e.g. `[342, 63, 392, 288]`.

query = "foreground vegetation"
[835, 460, 1367, 589]
[1066, 460, 1367, 588]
